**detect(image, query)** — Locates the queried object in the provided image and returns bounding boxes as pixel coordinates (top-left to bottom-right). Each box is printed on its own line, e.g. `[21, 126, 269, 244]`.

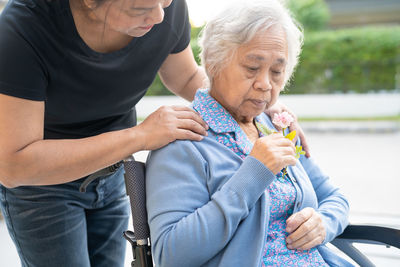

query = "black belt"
[79, 161, 123, 192]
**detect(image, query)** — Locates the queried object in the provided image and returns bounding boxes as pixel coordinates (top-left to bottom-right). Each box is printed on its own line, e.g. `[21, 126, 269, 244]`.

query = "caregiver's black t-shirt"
[0, 0, 190, 139]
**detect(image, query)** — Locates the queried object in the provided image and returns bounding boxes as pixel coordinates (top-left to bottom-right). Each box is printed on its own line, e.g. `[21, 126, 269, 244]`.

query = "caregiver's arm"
[0, 94, 207, 188]
[158, 44, 207, 102]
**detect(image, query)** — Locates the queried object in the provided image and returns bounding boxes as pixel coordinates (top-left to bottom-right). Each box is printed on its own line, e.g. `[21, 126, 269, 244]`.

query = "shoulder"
[147, 134, 236, 170]
[146, 139, 210, 189]
[1, 0, 59, 31]
[147, 137, 216, 167]
[0, 0, 62, 53]
[146, 135, 243, 181]
[160, 0, 189, 37]
[0, 0, 59, 100]
[164, 0, 189, 25]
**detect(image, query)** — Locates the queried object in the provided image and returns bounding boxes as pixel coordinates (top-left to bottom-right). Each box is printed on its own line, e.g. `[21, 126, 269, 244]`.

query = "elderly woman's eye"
[272, 70, 282, 75]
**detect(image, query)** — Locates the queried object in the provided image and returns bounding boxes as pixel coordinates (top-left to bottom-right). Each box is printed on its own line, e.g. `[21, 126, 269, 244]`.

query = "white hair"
[199, 0, 303, 87]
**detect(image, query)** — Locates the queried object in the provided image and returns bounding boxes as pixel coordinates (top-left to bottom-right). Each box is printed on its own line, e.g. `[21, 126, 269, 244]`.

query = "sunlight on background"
[186, 0, 230, 26]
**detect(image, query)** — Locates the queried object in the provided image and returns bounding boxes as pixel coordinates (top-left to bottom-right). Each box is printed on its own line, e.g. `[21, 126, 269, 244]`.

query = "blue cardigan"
[146, 114, 351, 267]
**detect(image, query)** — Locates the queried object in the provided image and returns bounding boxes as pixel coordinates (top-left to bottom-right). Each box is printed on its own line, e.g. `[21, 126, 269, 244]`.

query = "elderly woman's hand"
[265, 100, 310, 157]
[285, 207, 326, 250]
[250, 133, 297, 174]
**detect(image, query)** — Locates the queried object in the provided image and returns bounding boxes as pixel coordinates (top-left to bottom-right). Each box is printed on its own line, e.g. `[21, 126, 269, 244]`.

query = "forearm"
[172, 66, 207, 101]
[158, 45, 208, 102]
[318, 192, 350, 243]
[300, 155, 350, 242]
[0, 126, 144, 188]
[315, 181, 350, 243]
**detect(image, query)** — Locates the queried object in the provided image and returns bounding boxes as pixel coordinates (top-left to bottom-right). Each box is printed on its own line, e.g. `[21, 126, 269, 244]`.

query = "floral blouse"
[193, 89, 328, 266]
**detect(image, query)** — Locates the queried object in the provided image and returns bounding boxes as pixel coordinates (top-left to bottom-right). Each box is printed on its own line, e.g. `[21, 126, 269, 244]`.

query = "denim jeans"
[0, 165, 130, 267]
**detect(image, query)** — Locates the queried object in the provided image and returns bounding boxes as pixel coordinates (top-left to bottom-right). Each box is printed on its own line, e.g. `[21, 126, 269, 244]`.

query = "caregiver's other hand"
[265, 100, 310, 157]
[250, 133, 297, 174]
[137, 105, 208, 150]
[285, 207, 326, 250]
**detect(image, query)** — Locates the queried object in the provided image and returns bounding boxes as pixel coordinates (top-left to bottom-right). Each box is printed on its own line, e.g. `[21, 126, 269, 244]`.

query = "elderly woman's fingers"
[286, 207, 313, 233]
[285, 208, 326, 250]
[284, 155, 298, 167]
[276, 138, 297, 152]
[286, 217, 319, 245]
[268, 132, 296, 148]
[287, 228, 325, 250]
[250, 134, 297, 173]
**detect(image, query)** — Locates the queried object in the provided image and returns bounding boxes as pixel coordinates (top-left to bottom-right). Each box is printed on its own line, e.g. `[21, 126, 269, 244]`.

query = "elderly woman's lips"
[250, 99, 267, 108]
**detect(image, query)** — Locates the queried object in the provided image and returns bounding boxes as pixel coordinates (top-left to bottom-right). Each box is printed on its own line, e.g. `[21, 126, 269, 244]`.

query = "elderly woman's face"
[210, 25, 287, 123]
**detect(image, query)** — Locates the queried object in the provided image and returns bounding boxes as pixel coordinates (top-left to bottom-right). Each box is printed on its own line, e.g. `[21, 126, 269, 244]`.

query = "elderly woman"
[146, 0, 351, 266]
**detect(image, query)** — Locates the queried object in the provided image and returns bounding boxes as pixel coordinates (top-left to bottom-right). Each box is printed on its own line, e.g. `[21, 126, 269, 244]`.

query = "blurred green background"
[147, 0, 400, 96]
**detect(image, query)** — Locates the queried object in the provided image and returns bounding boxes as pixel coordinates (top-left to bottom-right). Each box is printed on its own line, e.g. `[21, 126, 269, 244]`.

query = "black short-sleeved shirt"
[0, 0, 190, 139]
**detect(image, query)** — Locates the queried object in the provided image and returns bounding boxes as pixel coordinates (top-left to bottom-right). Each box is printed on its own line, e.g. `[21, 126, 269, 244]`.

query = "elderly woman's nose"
[254, 73, 272, 91]
[145, 4, 165, 25]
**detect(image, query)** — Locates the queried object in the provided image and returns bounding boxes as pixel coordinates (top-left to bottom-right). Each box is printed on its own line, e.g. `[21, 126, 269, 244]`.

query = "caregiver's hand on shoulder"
[265, 100, 310, 158]
[137, 105, 208, 150]
[285, 207, 326, 250]
[250, 133, 297, 174]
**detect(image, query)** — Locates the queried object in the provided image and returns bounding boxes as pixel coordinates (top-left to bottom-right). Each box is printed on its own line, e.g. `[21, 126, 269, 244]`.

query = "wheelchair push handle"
[123, 156, 153, 267]
[123, 156, 150, 242]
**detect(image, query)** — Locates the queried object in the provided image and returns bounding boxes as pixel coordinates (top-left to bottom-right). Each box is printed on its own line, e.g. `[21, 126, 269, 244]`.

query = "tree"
[286, 0, 330, 31]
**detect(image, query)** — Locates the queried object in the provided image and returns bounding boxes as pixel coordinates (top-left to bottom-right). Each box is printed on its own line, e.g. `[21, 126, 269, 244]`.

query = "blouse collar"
[193, 89, 241, 133]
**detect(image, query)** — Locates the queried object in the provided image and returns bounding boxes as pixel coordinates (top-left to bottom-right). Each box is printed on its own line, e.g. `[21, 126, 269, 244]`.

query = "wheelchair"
[122, 158, 400, 267]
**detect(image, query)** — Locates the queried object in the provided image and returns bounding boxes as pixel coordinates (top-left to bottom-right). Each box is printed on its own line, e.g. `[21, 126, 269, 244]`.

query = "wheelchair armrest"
[330, 224, 400, 267]
[335, 224, 400, 248]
